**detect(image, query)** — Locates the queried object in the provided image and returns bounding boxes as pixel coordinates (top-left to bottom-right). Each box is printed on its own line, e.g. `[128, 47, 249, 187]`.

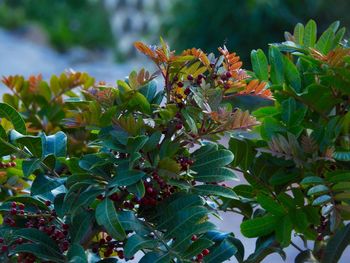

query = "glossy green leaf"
[124, 234, 158, 258]
[183, 238, 214, 259]
[294, 23, 304, 45]
[10, 130, 42, 157]
[303, 20, 317, 47]
[257, 193, 285, 216]
[251, 49, 269, 81]
[0, 102, 26, 134]
[31, 174, 63, 195]
[275, 215, 292, 247]
[67, 244, 88, 263]
[95, 198, 126, 240]
[110, 169, 145, 187]
[204, 239, 238, 263]
[268, 46, 284, 84]
[22, 158, 42, 177]
[192, 149, 234, 171]
[194, 167, 237, 182]
[322, 224, 350, 263]
[241, 215, 278, 238]
[312, 195, 332, 206]
[192, 185, 238, 199]
[283, 57, 301, 93]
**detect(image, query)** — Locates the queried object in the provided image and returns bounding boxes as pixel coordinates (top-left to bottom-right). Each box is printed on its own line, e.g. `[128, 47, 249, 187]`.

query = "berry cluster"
[316, 216, 328, 241]
[0, 156, 17, 169]
[91, 234, 132, 260]
[1, 201, 70, 262]
[177, 156, 194, 171]
[191, 235, 210, 262]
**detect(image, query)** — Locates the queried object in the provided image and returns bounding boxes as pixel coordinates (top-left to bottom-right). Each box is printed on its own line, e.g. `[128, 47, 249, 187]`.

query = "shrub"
[0, 20, 349, 263]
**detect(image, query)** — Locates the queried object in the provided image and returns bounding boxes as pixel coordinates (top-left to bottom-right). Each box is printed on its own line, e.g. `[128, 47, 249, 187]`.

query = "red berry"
[184, 88, 191, 95]
[197, 253, 204, 260]
[226, 71, 232, 78]
[117, 250, 124, 259]
[1, 245, 8, 252]
[18, 203, 25, 210]
[202, 249, 210, 256]
[11, 202, 17, 208]
[97, 194, 104, 200]
[106, 235, 112, 242]
[146, 187, 154, 194]
[187, 74, 194, 81]
[0, 238, 3, 243]
[62, 224, 69, 230]
[109, 193, 120, 201]
[10, 208, 17, 215]
[177, 82, 184, 87]
[191, 235, 198, 241]
[10, 162, 16, 167]
[45, 200, 51, 206]
[175, 123, 183, 130]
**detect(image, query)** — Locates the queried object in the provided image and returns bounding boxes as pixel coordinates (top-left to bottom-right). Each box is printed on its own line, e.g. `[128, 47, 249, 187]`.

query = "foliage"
[162, 0, 350, 64]
[0, 35, 271, 262]
[0, 0, 113, 51]
[224, 20, 350, 262]
[1, 19, 350, 263]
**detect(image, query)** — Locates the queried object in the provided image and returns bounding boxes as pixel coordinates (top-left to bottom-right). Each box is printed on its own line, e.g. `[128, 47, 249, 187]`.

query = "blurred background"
[1, 0, 350, 262]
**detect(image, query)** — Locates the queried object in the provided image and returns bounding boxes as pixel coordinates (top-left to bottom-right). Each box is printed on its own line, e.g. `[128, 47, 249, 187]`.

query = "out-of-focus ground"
[0, 29, 349, 263]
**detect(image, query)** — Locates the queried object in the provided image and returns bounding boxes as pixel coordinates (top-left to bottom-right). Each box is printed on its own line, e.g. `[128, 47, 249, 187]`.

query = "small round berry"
[10, 162, 16, 167]
[11, 202, 17, 208]
[177, 82, 184, 87]
[97, 194, 104, 200]
[0, 238, 3, 243]
[173, 76, 179, 82]
[62, 224, 69, 230]
[187, 74, 194, 81]
[18, 203, 25, 210]
[45, 200, 51, 206]
[146, 187, 154, 194]
[202, 249, 210, 256]
[1, 245, 8, 252]
[184, 88, 191, 95]
[10, 208, 17, 215]
[225, 71, 232, 78]
[175, 123, 183, 130]
[191, 235, 198, 241]
[197, 253, 204, 260]
[106, 235, 112, 242]
[117, 250, 124, 259]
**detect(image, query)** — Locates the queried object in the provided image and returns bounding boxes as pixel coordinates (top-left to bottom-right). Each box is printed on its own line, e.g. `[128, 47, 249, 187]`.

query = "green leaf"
[268, 46, 284, 85]
[192, 149, 234, 171]
[139, 80, 157, 102]
[31, 174, 63, 196]
[110, 169, 145, 188]
[283, 57, 302, 93]
[294, 23, 304, 45]
[192, 185, 238, 199]
[12, 243, 64, 262]
[241, 215, 278, 238]
[269, 170, 298, 186]
[139, 252, 170, 263]
[303, 20, 317, 47]
[204, 239, 238, 263]
[10, 130, 42, 157]
[312, 195, 332, 206]
[67, 243, 88, 263]
[127, 135, 148, 153]
[130, 92, 151, 114]
[15, 228, 63, 260]
[229, 137, 254, 170]
[41, 131, 67, 157]
[275, 216, 292, 247]
[326, 171, 350, 183]
[316, 26, 336, 54]
[233, 184, 254, 198]
[127, 180, 145, 199]
[281, 98, 307, 128]
[251, 49, 269, 81]
[301, 176, 324, 185]
[257, 193, 285, 216]
[95, 198, 126, 240]
[143, 131, 161, 152]
[183, 238, 214, 259]
[0, 102, 26, 134]
[322, 224, 350, 263]
[307, 185, 329, 196]
[181, 108, 198, 134]
[70, 212, 94, 243]
[124, 234, 158, 258]
[22, 158, 42, 177]
[194, 167, 237, 182]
